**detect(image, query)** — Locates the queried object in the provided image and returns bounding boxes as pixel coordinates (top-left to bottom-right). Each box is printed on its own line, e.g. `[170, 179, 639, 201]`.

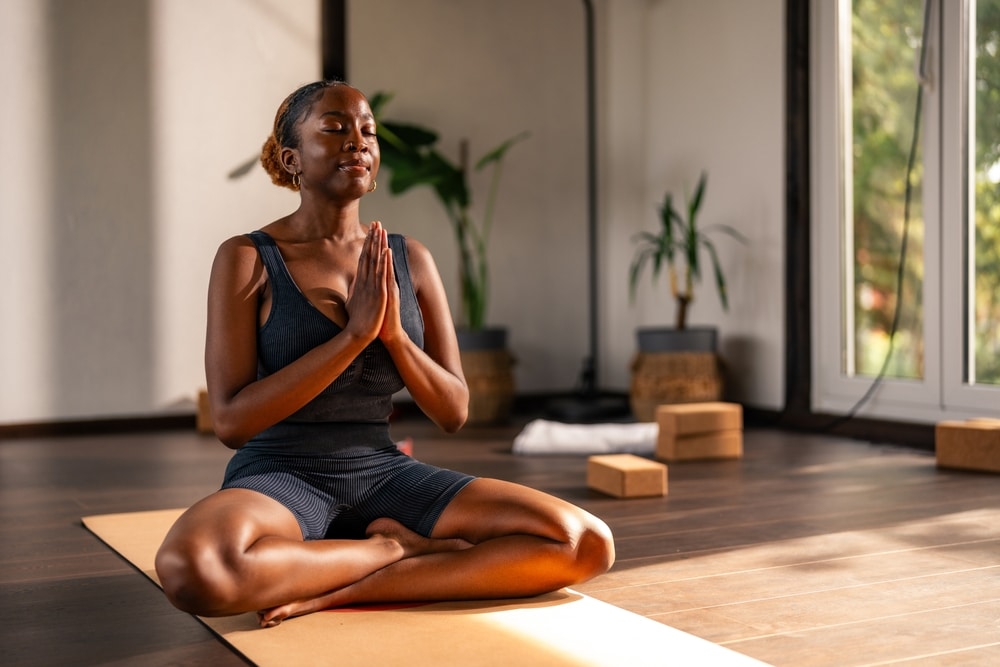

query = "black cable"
[823, 0, 932, 431]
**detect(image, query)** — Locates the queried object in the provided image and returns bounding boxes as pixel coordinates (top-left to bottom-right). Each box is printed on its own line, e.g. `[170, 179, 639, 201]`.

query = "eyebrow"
[319, 110, 375, 121]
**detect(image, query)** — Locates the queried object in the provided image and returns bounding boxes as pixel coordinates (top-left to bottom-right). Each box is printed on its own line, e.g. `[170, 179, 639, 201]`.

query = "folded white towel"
[511, 419, 657, 456]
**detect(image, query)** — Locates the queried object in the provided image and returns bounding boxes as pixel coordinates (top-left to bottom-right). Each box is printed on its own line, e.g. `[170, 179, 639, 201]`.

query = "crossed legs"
[154, 478, 615, 627]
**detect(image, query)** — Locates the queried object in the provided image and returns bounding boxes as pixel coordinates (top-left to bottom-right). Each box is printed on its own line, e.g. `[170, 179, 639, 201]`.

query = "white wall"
[354, 0, 786, 408]
[0, 0, 784, 425]
[604, 0, 787, 408]
[0, 0, 319, 423]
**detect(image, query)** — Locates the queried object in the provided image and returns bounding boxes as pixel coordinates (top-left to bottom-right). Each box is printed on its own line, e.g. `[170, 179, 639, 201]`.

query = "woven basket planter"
[629, 350, 723, 422]
[457, 327, 515, 425]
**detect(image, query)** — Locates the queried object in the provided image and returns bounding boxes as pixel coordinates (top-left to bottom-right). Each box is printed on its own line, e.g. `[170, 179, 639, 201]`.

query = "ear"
[279, 146, 299, 176]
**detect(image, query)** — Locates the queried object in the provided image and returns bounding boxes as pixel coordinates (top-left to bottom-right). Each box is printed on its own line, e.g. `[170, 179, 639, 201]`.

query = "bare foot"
[256, 521, 472, 627]
[365, 517, 473, 557]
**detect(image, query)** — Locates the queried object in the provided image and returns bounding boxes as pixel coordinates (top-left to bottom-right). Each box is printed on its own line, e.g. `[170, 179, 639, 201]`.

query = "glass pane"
[849, 0, 925, 379]
[974, 0, 1000, 385]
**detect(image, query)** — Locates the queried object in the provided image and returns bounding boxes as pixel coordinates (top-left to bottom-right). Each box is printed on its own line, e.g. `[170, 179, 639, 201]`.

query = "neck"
[286, 195, 365, 242]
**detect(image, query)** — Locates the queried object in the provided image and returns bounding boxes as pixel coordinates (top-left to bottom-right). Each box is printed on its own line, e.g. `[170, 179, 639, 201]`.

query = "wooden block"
[587, 454, 667, 498]
[655, 402, 743, 461]
[656, 401, 743, 437]
[936, 419, 1000, 473]
[656, 429, 743, 462]
[196, 389, 214, 434]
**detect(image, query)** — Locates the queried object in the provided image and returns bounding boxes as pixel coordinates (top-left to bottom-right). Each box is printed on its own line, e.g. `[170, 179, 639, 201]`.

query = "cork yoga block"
[196, 389, 214, 434]
[587, 454, 668, 498]
[935, 419, 1000, 473]
[655, 402, 743, 461]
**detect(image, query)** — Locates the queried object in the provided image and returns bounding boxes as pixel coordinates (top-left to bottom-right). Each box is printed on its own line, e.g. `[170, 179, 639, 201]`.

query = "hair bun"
[260, 134, 296, 191]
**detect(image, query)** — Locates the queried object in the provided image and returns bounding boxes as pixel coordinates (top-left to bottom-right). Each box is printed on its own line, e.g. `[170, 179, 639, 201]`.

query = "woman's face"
[293, 85, 380, 199]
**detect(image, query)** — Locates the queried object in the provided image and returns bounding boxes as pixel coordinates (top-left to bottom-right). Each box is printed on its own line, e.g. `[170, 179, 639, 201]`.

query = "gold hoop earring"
[368, 180, 377, 193]
[292, 172, 301, 188]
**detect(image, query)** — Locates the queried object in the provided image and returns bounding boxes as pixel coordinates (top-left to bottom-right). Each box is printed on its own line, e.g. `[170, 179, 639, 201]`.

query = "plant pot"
[630, 326, 723, 422]
[456, 327, 508, 350]
[457, 327, 515, 425]
[636, 326, 717, 353]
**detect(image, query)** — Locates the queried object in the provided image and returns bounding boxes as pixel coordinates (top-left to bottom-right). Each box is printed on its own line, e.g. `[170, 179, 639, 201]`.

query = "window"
[812, 0, 1000, 423]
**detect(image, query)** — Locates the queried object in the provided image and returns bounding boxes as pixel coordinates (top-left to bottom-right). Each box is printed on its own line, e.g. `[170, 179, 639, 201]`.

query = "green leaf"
[368, 91, 393, 115]
[688, 171, 707, 224]
[474, 132, 531, 171]
[629, 170, 745, 316]
[382, 121, 438, 149]
[702, 239, 729, 310]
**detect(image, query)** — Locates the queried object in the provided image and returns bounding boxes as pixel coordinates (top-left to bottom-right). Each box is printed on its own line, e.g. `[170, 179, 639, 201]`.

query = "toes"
[258, 608, 285, 628]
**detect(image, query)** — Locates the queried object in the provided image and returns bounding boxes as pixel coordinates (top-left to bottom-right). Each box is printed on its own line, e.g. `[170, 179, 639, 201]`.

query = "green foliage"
[974, 0, 1000, 383]
[850, 0, 1000, 383]
[850, 0, 926, 378]
[629, 172, 746, 330]
[369, 92, 528, 330]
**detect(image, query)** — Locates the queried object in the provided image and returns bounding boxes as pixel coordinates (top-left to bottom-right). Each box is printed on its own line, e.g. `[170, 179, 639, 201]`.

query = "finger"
[385, 245, 396, 283]
[375, 241, 389, 284]
[358, 224, 378, 278]
[374, 226, 388, 272]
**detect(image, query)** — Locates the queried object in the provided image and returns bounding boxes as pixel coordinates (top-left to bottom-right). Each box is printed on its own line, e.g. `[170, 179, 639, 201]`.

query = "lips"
[339, 159, 369, 172]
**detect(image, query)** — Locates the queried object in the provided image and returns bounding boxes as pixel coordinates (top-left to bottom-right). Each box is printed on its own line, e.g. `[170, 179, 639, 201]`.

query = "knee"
[154, 539, 239, 617]
[576, 515, 616, 579]
[561, 513, 615, 583]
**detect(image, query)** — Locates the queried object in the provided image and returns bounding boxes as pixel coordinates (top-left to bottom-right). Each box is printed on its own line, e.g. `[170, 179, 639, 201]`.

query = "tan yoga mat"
[83, 509, 768, 666]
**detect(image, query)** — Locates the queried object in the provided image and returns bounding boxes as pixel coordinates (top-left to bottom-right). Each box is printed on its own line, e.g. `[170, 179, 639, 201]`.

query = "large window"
[812, 0, 1000, 423]
[972, 1, 1000, 385]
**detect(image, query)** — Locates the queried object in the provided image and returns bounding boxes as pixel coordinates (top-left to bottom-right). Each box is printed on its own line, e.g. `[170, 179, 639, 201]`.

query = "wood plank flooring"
[1, 417, 997, 666]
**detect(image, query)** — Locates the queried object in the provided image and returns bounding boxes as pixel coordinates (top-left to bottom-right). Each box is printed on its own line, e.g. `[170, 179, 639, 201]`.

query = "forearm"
[211, 329, 371, 447]
[383, 336, 468, 433]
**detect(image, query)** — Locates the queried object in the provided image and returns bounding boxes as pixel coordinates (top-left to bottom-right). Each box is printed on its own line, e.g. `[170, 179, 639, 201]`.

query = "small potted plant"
[627, 171, 746, 419]
[371, 92, 528, 423]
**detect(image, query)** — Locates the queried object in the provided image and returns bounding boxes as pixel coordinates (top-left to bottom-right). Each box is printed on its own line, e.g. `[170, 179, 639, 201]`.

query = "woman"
[155, 80, 614, 628]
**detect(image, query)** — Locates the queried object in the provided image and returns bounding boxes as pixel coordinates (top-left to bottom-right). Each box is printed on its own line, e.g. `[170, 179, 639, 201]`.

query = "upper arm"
[205, 235, 266, 409]
[405, 237, 464, 381]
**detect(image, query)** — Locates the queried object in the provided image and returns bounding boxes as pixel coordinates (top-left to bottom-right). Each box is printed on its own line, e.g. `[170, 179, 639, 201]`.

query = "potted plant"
[371, 92, 528, 423]
[627, 171, 746, 420]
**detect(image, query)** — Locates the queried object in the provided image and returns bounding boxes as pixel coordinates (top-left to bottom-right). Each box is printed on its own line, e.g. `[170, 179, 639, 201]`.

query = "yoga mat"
[83, 509, 768, 666]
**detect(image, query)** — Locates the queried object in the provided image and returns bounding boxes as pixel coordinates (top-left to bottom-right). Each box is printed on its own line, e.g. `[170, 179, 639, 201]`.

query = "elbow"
[218, 434, 247, 450]
[216, 429, 248, 450]
[209, 411, 250, 449]
[422, 384, 468, 433]
[438, 411, 467, 434]
[434, 401, 469, 433]
[436, 394, 468, 434]
[201, 395, 250, 448]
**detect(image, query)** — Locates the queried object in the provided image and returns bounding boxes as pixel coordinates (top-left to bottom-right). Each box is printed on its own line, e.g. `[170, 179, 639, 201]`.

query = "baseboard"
[0, 414, 195, 439]
[1, 395, 935, 452]
[742, 406, 935, 451]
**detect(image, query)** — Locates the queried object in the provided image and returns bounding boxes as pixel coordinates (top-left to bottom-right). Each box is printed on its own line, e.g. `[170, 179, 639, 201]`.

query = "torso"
[243, 229, 424, 428]
[255, 222, 369, 328]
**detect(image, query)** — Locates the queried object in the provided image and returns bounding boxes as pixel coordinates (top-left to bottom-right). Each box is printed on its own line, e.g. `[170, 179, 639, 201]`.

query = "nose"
[344, 129, 367, 152]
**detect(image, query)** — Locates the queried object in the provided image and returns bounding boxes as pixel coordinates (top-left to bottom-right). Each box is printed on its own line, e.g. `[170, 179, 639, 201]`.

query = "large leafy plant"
[370, 92, 528, 330]
[629, 172, 746, 330]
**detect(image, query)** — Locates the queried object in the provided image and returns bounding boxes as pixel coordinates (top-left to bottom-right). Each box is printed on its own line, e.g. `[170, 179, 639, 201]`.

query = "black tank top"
[246, 230, 424, 426]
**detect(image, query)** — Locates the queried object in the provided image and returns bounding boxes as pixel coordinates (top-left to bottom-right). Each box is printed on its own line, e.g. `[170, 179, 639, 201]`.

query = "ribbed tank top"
[245, 230, 424, 436]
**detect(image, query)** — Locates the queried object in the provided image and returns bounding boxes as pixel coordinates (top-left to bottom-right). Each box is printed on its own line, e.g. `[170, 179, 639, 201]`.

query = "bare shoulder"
[211, 233, 265, 289]
[218, 231, 259, 251]
[400, 235, 438, 271]
[400, 235, 443, 290]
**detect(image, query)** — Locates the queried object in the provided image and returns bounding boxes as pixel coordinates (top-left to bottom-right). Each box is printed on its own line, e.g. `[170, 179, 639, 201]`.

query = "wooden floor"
[1, 416, 998, 666]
